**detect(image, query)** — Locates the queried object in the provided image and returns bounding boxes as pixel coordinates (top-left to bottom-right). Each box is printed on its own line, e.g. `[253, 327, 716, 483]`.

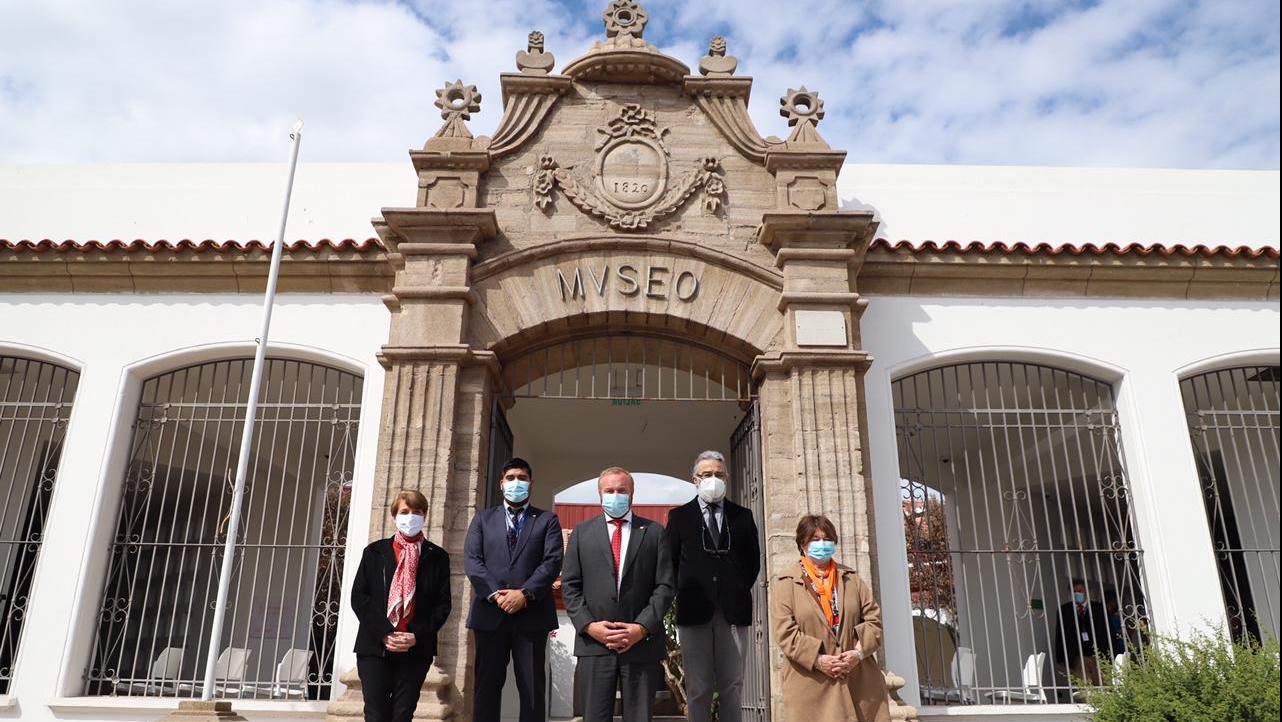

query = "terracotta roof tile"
[869, 239, 1279, 260]
[1, 237, 1277, 261]
[0, 238, 382, 253]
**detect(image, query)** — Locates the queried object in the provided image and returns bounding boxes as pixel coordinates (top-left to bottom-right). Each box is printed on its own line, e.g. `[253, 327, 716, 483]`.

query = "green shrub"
[1085, 631, 1279, 722]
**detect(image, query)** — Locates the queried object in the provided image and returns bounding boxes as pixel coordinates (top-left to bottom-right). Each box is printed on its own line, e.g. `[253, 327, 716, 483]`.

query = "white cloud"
[0, 0, 1276, 168]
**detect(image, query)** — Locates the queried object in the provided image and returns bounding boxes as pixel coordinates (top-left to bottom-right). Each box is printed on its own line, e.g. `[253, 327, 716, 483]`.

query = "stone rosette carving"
[599, 0, 650, 50]
[432, 80, 482, 139]
[780, 86, 829, 146]
[532, 103, 725, 230]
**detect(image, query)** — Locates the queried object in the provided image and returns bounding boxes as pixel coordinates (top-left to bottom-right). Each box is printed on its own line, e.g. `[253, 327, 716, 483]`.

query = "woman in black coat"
[351, 490, 452, 722]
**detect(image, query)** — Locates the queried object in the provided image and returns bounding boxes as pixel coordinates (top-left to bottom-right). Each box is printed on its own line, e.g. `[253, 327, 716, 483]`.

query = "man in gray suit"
[561, 466, 675, 722]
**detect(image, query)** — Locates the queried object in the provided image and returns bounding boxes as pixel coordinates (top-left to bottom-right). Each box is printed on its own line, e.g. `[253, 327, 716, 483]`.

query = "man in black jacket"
[667, 450, 761, 722]
[464, 457, 565, 722]
[1053, 579, 1119, 694]
[350, 490, 452, 722]
[562, 467, 675, 722]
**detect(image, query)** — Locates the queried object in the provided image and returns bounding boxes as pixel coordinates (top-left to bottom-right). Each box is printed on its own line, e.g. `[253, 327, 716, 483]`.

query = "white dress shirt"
[604, 511, 634, 592]
[697, 496, 724, 533]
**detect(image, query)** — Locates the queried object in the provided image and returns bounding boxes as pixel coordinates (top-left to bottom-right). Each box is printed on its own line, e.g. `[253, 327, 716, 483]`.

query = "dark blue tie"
[507, 508, 522, 552]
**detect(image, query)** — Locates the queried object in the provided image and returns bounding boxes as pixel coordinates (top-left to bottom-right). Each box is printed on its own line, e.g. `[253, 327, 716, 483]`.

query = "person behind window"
[771, 515, 890, 722]
[1052, 579, 1114, 691]
[350, 490, 452, 722]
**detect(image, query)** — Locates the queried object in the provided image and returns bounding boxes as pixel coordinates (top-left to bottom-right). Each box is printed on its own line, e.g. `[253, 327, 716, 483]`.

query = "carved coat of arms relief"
[532, 103, 725, 230]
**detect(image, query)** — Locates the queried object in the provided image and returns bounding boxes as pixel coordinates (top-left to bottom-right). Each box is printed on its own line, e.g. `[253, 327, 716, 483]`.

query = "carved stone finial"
[517, 30, 556, 75]
[603, 0, 648, 39]
[432, 80, 482, 140]
[779, 86, 829, 146]
[699, 35, 738, 76]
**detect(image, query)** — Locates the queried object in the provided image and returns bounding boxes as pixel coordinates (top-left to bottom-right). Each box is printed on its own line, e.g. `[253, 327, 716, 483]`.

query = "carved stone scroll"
[684, 77, 784, 165]
[488, 74, 572, 159]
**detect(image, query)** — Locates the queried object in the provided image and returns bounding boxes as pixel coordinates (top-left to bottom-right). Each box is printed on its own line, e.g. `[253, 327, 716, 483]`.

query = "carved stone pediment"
[531, 103, 724, 231]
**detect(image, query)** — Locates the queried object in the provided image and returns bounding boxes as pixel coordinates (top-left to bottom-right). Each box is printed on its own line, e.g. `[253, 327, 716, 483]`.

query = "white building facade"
[0, 10, 1278, 721]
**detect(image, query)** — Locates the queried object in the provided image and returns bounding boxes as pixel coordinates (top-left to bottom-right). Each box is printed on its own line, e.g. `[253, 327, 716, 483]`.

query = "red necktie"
[611, 519, 625, 582]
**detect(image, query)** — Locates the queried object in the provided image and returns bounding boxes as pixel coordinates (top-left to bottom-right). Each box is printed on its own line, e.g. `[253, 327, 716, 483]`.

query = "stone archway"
[327, 2, 916, 719]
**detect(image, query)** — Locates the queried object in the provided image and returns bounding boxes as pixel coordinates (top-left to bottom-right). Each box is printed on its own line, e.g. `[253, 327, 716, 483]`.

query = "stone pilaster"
[754, 210, 878, 581]
[326, 205, 497, 722]
[753, 210, 917, 720]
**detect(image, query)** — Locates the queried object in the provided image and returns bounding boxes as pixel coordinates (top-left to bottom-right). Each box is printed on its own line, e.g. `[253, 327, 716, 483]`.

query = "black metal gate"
[730, 401, 770, 722]
[1181, 365, 1280, 644]
[484, 399, 515, 509]
[0, 356, 79, 693]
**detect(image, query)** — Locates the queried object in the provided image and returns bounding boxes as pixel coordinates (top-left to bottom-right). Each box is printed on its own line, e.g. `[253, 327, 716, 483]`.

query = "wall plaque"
[532, 103, 725, 230]
[794, 310, 848, 347]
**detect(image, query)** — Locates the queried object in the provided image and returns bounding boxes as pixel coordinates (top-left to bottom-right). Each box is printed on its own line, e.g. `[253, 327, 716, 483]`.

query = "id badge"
[1081, 632, 1091, 642]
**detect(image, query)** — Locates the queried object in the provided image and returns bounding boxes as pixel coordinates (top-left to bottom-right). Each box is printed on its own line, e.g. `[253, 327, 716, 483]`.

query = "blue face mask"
[1073, 592, 1087, 605]
[807, 540, 836, 563]
[503, 479, 530, 504]
[602, 492, 631, 519]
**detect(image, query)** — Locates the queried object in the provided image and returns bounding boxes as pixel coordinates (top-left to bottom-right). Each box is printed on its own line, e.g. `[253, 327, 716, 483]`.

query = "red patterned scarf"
[387, 532, 422, 628]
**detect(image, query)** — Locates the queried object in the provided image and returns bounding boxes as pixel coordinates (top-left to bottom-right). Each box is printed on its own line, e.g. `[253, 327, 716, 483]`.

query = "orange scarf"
[801, 556, 840, 630]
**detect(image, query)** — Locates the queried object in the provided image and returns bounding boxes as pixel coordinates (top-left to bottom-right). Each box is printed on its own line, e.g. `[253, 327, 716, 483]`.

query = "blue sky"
[1, 0, 1278, 168]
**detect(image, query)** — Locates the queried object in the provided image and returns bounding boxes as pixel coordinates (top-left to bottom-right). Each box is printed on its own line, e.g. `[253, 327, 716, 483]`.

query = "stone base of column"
[157, 701, 248, 721]
[885, 670, 920, 721]
[326, 663, 457, 721]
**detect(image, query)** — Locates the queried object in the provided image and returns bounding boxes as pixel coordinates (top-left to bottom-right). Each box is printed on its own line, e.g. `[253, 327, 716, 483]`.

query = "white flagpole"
[201, 120, 304, 701]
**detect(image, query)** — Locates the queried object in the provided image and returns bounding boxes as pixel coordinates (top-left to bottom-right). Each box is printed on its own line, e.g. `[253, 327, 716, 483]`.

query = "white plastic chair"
[117, 646, 184, 696]
[265, 648, 312, 698]
[921, 645, 977, 704]
[985, 652, 1047, 704]
[1112, 651, 1130, 686]
[955, 646, 977, 702]
[176, 647, 252, 695]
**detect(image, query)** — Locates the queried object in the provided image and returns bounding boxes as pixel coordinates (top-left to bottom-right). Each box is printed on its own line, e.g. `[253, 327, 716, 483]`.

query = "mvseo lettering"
[556, 263, 700, 302]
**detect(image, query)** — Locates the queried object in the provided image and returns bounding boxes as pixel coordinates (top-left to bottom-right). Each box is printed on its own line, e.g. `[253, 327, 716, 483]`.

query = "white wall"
[860, 296, 1280, 711]
[0, 293, 389, 722]
[839, 165, 1280, 247]
[3, 164, 1276, 251]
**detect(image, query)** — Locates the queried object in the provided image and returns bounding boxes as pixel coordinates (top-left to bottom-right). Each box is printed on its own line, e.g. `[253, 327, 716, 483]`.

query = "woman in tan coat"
[771, 515, 891, 722]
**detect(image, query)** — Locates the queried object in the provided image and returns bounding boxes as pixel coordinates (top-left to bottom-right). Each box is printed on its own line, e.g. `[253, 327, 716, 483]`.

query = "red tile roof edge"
[0, 238, 383, 253]
[870, 239, 1279, 260]
[1, 237, 1278, 260]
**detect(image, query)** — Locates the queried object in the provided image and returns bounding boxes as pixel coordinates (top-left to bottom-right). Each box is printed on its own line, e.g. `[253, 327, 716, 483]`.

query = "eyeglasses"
[702, 509, 731, 556]
[694, 471, 728, 480]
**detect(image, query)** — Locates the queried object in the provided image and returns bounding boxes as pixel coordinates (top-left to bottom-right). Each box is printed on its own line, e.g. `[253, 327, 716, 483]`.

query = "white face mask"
[697, 477, 726, 504]
[395, 512, 425, 537]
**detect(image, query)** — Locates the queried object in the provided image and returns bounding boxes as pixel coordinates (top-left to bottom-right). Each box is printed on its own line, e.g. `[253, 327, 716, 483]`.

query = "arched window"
[1181, 365, 1279, 644]
[895, 362, 1146, 705]
[0, 356, 79, 693]
[85, 358, 362, 700]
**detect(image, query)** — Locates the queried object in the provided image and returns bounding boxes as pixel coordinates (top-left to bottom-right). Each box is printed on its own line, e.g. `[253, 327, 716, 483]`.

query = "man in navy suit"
[465, 458, 565, 722]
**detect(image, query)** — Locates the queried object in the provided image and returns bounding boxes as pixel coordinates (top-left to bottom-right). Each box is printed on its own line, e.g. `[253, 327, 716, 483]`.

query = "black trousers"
[473, 620, 548, 722]
[578, 655, 661, 722]
[356, 652, 432, 722]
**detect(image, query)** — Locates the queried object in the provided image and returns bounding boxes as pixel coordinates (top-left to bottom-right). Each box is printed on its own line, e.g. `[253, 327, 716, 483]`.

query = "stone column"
[326, 206, 499, 722]
[754, 211, 917, 721]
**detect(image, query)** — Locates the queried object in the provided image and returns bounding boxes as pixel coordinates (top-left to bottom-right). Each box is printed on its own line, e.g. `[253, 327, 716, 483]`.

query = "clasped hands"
[493, 589, 529, 614]
[383, 631, 417, 653]
[816, 647, 863, 679]
[586, 621, 646, 654]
